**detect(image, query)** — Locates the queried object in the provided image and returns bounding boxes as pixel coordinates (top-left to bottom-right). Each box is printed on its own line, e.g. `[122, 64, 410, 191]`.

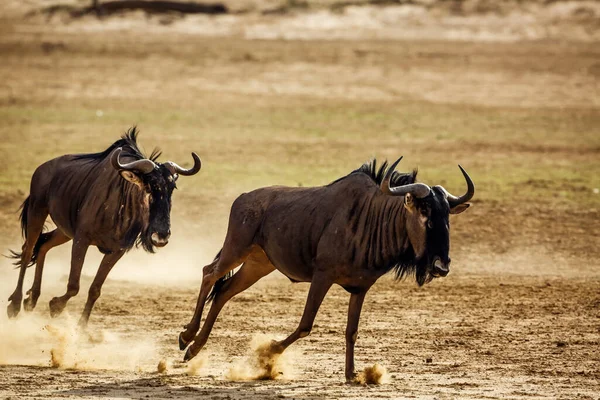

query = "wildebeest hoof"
[345, 373, 358, 384]
[7, 299, 21, 319]
[179, 331, 191, 351]
[49, 297, 65, 318]
[183, 347, 197, 362]
[268, 340, 284, 355]
[23, 295, 37, 312]
[78, 317, 89, 329]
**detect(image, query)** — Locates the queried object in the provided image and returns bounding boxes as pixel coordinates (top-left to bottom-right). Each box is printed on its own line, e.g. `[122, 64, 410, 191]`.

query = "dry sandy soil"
[0, 0, 599, 399]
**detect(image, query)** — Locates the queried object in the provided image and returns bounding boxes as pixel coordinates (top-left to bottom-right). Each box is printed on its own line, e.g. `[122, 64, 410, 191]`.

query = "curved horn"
[444, 165, 475, 207]
[164, 152, 202, 176]
[110, 147, 156, 174]
[380, 156, 431, 199]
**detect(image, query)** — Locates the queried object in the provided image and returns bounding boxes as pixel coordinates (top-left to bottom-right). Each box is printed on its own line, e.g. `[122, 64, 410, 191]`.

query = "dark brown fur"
[179, 159, 473, 381]
[6, 127, 198, 326]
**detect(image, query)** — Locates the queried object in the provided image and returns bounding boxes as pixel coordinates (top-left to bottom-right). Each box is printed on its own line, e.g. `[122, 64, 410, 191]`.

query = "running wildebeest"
[179, 157, 474, 381]
[7, 127, 201, 326]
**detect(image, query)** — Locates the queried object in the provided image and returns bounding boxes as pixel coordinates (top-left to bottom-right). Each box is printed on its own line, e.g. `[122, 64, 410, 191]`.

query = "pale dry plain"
[0, 1, 599, 399]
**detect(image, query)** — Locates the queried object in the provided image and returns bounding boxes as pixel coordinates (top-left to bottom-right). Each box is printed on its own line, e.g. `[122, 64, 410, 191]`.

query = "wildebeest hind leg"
[179, 245, 254, 351]
[23, 230, 71, 312]
[269, 277, 333, 355]
[184, 249, 275, 361]
[7, 204, 48, 318]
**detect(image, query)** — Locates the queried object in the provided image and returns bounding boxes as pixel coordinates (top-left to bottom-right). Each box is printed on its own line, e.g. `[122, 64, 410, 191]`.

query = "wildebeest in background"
[7, 127, 201, 326]
[179, 157, 474, 381]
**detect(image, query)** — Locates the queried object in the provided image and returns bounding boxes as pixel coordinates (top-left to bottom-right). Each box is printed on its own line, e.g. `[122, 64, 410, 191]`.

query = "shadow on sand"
[31, 0, 228, 19]
[57, 375, 319, 399]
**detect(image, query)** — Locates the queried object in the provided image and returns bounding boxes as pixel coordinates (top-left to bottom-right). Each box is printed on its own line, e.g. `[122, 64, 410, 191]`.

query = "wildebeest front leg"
[49, 236, 90, 318]
[269, 278, 333, 355]
[78, 250, 125, 327]
[23, 230, 71, 312]
[345, 291, 367, 382]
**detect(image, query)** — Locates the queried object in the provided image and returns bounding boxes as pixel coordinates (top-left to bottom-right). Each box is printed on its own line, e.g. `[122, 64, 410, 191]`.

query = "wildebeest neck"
[60, 144, 153, 253]
[348, 191, 420, 280]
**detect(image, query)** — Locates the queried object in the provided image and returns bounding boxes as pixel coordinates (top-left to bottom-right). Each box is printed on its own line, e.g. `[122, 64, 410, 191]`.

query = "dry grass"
[0, 28, 598, 258]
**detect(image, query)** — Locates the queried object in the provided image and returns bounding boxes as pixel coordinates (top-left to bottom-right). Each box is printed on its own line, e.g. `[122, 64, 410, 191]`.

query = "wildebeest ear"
[450, 203, 470, 215]
[120, 171, 144, 189]
[404, 193, 414, 210]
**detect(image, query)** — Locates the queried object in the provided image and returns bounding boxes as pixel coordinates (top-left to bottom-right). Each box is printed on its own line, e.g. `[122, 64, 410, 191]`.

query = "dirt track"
[1, 265, 599, 399]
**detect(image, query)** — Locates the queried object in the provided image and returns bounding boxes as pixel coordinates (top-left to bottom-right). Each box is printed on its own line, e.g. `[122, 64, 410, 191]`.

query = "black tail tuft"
[18, 197, 30, 239]
[8, 231, 51, 269]
[207, 249, 233, 303]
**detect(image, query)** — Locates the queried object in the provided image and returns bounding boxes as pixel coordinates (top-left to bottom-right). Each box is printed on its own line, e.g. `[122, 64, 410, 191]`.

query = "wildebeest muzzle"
[431, 256, 450, 278]
[151, 230, 171, 247]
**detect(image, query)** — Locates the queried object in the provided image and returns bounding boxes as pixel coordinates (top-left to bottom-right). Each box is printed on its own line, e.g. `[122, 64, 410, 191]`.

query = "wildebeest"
[7, 127, 201, 326]
[179, 157, 474, 381]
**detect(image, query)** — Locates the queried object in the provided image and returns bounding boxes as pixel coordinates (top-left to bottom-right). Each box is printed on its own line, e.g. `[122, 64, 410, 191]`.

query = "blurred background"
[0, 0, 599, 398]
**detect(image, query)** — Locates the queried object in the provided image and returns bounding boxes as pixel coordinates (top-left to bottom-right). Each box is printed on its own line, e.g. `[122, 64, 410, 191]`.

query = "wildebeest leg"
[179, 246, 253, 349]
[345, 291, 367, 382]
[49, 235, 90, 318]
[78, 250, 125, 327]
[23, 230, 71, 312]
[184, 250, 275, 361]
[269, 277, 333, 355]
[7, 204, 48, 318]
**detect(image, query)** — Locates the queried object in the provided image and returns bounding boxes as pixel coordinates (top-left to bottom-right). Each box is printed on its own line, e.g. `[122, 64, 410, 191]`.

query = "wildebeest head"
[381, 157, 474, 285]
[111, 147, 201, 250]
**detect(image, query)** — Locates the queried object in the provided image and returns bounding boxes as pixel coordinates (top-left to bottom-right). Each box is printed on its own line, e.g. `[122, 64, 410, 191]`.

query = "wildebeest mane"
[73, 126, 161, 164]
[354, 158, 418, 187]
[330, 158, 418, 187]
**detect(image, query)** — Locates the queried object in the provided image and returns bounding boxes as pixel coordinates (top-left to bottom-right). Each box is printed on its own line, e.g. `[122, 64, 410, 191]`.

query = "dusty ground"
[0, 0, 599, 399]
[1, 270, 599, 399]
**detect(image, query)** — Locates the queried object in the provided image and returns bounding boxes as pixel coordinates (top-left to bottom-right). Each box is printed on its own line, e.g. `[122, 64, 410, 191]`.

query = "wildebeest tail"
[207, 249, 233, 303]
[8, 196, 49, 269]
[18, 196, 30, 239]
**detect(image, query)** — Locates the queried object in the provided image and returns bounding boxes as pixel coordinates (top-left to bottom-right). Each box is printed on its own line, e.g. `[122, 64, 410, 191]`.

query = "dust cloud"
[0, 313, 158, 371]
[353, 363, 390, 385]
[186, 353, 207, 376]
[156, 359, 170, 373]
[81, 237, 217, 286]
[227, 334, 296, 381]
[1, 232, 218, 296]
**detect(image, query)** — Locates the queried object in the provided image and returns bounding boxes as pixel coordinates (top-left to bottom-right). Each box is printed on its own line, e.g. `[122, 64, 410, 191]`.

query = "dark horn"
[446, 165, 475, 207]
[110, 147, 156, 174]
[380, 156, 403, 195]
[165, 152, 202, 176]
[381, 156, 431, 199]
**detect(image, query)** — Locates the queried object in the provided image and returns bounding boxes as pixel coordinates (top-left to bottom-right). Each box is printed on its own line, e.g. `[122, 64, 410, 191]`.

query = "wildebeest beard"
[390, 245, 434, 286]
[137, 223, 155, 253]
[115, 186, 157, 254]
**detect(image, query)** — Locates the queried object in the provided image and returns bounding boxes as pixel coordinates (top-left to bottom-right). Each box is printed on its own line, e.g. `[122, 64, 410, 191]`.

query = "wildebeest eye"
[427, 220, 433, 229]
